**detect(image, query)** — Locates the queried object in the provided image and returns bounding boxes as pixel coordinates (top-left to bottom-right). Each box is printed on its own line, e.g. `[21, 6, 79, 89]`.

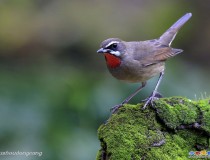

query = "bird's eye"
[111, 43, 117, 49]
[105, 42, 118, 50]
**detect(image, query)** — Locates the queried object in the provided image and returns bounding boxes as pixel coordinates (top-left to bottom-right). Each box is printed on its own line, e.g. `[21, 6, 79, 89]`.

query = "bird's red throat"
[104, 53, 121, 68]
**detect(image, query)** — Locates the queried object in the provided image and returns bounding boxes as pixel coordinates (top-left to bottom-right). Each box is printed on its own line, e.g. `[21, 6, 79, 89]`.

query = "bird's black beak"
[97, 48, 106, 53]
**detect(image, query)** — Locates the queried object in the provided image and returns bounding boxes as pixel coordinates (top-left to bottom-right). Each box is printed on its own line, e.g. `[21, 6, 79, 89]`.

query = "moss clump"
[154, 97, 198, 129]
[197, 99, 210, 134]
[96, 96, 210, 160]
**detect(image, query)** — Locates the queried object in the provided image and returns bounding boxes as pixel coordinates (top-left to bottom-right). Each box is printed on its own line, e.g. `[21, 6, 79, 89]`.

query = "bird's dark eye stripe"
[112, 43, 117, 48]
[106, 43, 118, 49]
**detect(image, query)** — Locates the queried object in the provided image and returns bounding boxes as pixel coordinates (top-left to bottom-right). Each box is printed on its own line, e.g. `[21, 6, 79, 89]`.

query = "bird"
[97, 13, 192, 113]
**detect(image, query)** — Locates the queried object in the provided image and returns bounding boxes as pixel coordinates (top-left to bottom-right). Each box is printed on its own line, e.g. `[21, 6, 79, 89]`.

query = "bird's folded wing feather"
[133, 41, 183, 67]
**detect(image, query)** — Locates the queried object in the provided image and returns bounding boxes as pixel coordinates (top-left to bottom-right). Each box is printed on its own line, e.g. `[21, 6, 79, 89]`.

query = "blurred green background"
[0, 0, 210, 160]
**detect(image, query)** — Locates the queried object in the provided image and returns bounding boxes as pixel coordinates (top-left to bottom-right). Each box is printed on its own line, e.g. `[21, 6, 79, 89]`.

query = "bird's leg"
[142, 71, 164, 109]
[111, 82, 146, 113]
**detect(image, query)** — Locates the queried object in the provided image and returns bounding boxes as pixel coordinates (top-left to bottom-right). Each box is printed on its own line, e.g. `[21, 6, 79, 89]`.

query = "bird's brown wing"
[152, 46, 183, 61]
[133, 40, 183, 67]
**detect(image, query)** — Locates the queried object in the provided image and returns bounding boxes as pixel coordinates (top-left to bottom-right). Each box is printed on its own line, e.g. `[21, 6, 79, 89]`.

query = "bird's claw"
[142, 91, 162, 109]
[142, 96, 155, 109]
[111, 92, 162, 113]
[110, 103, 123, 114]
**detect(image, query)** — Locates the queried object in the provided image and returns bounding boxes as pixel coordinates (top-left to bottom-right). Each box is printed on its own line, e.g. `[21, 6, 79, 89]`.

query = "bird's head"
[97, 38, 126, 68]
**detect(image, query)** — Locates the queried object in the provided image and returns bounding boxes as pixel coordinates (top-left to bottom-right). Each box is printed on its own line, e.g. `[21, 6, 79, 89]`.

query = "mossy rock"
[96, 97, 210, 160]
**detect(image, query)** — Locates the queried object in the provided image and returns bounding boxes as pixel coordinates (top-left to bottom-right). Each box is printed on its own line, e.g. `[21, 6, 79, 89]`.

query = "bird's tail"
[159, 13, 192, 46]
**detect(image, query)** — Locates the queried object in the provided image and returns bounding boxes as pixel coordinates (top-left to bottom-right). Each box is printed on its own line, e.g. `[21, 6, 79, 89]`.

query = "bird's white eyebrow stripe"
[105, 41, 120, 48]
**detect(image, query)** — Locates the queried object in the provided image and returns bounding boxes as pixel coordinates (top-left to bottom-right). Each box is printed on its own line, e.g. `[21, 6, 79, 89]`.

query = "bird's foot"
[142, 91, 163, 109]
[141, 91, 163, 102]
[110, 103, 124, 114]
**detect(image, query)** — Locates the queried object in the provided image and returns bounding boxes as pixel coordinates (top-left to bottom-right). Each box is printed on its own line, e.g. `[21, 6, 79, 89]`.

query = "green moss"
[96, 96, 210, 160]
[154, 97, 198, 129]
[197, 99, 210, 133]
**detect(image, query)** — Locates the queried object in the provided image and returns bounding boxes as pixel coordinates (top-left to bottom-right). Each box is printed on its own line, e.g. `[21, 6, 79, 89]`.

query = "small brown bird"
[97, 13, 192, 113]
